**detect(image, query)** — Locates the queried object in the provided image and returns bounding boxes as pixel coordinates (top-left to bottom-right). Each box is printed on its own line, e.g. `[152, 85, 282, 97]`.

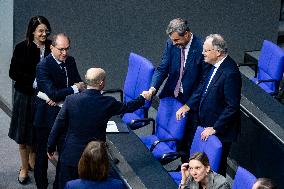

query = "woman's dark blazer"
[9, 39, 52, 95]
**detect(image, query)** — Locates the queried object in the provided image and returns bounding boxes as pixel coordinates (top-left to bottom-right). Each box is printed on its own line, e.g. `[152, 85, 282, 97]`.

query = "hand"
[75, 82, 86, 91]
[176, 104, 190, 120]
[141, 91, 152, 100]
[180, 163, 190, 183]
[46, 99, 57, 106]
[201, 127, 216, 141]
[47, 152, 55, 160]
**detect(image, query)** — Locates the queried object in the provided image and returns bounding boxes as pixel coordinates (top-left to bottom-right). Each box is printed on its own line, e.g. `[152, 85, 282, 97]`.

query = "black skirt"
[8, 90, 36, 145]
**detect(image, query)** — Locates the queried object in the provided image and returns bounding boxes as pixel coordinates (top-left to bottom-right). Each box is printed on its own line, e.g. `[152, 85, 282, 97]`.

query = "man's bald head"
[85, 68, 106, 89]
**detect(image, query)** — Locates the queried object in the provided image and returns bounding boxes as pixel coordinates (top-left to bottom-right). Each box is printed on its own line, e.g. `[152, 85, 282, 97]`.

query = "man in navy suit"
[143, 18, 209, 161]
[47, 68, 146, 189]
[177, 34, 242, 176]
[34, 33, 85, 189]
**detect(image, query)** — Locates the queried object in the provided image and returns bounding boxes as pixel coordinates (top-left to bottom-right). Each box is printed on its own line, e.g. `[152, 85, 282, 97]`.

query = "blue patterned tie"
[202, 66, 215, 97]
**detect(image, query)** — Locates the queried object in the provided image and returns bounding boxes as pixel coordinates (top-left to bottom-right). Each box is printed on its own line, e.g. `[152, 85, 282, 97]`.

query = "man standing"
[47, 68, 146, 189]
[144, 18, 209, 159]
[177, 34, 242, 176]
[34, 33, 85, 189]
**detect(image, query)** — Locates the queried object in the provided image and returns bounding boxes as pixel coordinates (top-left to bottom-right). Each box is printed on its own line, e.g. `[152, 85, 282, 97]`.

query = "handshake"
[141, 87, 156, 101]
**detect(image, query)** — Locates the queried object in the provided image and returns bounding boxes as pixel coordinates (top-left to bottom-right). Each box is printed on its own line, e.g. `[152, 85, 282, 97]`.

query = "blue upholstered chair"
[169, 126, 223, 184]
[244, 40, 284, 95]
[232, 166, 257, 189]
[103, 52, 155, 126]
[130, 97, 188, 164]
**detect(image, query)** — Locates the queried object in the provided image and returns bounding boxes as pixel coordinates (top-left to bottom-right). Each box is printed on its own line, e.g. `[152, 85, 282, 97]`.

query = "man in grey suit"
[47, 68, 147, 189]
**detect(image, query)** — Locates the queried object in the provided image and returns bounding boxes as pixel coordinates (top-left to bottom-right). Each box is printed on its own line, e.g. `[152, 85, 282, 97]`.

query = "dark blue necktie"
[202, 66, 215, 97]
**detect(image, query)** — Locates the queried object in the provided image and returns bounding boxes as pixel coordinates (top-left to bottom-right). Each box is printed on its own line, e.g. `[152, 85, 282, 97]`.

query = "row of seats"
[240, 40, 284, 95]
[108, 52, 258, 188]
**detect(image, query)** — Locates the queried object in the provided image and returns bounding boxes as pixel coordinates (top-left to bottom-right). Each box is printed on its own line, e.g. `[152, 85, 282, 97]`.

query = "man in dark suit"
[177, 34, 242, 176]
[144, 18, 208, 161]
[34, 33, 85, 189]
[47, 68, 146, 189]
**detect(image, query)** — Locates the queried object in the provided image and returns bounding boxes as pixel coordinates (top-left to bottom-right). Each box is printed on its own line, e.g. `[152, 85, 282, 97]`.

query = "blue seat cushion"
[250, 77, 275, 94]
[122, 112, 140, 125]
[169, 172, 181, 184]
[140, 135, 175, 160]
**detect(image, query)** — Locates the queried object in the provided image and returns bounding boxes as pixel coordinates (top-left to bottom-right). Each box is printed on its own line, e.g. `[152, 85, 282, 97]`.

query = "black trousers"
[58, 162, 78, 189]
[218, 142, 232, 177]
[34, 127, 51, 189]
[179, 112, 199, 163]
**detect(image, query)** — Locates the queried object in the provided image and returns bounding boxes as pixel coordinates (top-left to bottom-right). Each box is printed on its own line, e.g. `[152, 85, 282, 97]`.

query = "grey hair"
[206, 34, 228, 54]
[166, 18, 190, 36]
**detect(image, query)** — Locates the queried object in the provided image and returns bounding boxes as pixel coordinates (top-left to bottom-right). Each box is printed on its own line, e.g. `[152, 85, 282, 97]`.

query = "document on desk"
[107, 121, 119, 132]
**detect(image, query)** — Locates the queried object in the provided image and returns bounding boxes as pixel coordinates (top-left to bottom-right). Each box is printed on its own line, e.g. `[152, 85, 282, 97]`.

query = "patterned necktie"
[59, 63, 68, 87]
[174, 48, 185, 97]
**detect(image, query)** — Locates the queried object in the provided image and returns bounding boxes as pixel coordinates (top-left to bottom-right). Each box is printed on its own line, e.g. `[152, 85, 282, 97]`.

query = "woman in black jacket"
[8, 15, 52, 185]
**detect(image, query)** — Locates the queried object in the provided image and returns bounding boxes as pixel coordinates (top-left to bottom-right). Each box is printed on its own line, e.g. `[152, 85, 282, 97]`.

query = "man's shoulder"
[66, 56, 75, 63]
[191, 34, 203, 50]
[38, 54, 53, 67]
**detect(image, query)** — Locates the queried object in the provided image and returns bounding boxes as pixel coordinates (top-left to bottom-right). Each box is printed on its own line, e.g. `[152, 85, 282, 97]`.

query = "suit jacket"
[64, 178, 126, 189]
[151, 35, 209, 106]
[179, 171, 230, 189]
[34, 54, 82, 128]
[48, 89, 145, 166]
[9, 40, 52, 95]
[198, 56, 242, 142]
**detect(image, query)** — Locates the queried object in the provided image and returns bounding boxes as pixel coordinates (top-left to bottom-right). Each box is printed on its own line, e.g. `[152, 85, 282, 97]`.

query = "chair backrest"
[122, 53, 155, 122]
[257, 40, 284, 92]
[232, 166, 257, 189]
[155, 97, 188, 151]
[190, 126, 223, 172]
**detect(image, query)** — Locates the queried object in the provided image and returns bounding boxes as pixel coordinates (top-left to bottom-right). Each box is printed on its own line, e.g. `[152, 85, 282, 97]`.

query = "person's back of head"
[85, 68, 106, 90]
[252, 178, 277, 189]
[78, 141, 109, 181]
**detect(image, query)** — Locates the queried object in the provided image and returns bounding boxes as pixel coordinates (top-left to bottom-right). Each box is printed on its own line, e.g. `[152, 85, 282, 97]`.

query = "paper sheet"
[37, 91, 63, 107]
[107, 121, 119, 132]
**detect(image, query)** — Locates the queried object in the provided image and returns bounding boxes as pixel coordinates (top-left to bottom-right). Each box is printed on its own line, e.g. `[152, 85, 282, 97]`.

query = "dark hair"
[78, 141, 109, 181]
[26, 16, 51, 45]
[189, 152, 210, 168]
[255, 178, 277, 189]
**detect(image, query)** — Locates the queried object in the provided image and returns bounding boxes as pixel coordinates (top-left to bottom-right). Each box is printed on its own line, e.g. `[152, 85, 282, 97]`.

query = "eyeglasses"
[202, 48, 219, 53]
[54, 46, 71, 53]
[35, 29, 50, 35]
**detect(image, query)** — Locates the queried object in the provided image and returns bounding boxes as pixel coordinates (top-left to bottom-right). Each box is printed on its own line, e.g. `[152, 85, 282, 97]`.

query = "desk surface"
[107, 117, 177, 189]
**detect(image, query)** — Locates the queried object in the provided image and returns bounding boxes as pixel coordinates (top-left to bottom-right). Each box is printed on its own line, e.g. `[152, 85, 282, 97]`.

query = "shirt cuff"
[71, 85, 79, 93]
[33, 79, 37, 89]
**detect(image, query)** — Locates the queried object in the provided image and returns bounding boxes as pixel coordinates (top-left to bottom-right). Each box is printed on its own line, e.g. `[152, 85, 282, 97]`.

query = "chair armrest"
[150, 138, 178, 152]
[129, 118, 155, 132]
[161, 151, 187, 164]
[256, 79, 278, 85]
[238, 63, 258, 78]
[102, 89, 123, 102]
